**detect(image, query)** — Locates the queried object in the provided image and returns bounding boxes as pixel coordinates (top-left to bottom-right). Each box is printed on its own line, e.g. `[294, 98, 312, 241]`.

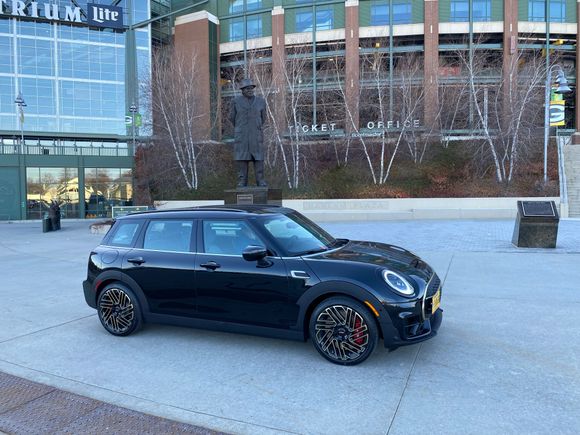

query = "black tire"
[309, 296, 379, 366]
[97, 282, 142, 336]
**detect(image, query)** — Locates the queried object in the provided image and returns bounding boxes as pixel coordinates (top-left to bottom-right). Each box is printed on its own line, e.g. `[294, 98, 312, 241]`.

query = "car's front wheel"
[97, 283, 142, 336]
[309, 296, 378, 366]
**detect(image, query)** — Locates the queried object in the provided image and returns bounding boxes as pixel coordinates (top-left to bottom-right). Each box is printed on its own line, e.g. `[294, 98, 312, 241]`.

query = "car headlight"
[382, 270, 414, 297]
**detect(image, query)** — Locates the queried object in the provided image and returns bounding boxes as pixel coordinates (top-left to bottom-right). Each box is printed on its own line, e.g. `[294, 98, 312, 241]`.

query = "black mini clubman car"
[83, 206, 442, 365]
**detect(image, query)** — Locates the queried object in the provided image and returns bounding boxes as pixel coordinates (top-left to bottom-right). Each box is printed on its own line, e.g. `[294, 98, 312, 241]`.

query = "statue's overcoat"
[229, 95, 267, 161]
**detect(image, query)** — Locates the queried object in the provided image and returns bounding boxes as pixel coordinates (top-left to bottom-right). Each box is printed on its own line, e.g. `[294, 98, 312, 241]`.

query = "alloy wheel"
[98, 287, 135, 334]
[314, 304, 369, 362]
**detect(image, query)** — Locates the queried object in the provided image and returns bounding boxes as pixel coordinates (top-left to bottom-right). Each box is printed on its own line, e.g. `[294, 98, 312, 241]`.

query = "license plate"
[431, 290, 441, 314]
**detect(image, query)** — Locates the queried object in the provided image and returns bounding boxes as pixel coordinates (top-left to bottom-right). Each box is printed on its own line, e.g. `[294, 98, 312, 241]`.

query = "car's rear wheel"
[309, 296, 378, 366]
[97, 283, 142, 336]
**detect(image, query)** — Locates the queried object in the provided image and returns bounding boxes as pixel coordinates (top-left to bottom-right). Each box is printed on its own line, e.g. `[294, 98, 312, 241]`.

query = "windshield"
[257, 212, 337, 256]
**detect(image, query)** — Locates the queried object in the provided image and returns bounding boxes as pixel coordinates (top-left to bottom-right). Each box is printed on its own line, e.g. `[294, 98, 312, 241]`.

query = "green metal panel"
[285, 7, 297, 33]
[83, 157, 134, 167]
[25, 156, 80, 167]
[0, 167, 21, 220]
[406, 0, 424, 23]
[262, 11, 273, 36]
[334, 3, 345, 28]
[518, 0, 527, 21]
[491, 0, 503, 21]
[221, 17, 232, 41]
[439, 0, 451, 22]
[359, 0, 372, 27]
[566, 0, 576, 23]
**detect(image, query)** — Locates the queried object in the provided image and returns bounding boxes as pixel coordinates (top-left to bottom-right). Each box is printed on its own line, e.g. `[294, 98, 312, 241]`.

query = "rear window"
[143, 220, 193, 253]
[105, 220, 142, 247]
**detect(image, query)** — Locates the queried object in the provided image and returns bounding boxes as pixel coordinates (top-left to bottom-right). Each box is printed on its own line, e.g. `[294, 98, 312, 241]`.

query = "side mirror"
[242, 245, 272, 268]
[242, 245, 267, 262]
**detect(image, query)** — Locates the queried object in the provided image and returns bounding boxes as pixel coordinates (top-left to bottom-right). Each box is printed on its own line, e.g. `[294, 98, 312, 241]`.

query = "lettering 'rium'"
[0, 0, 81, 22]
[289, 123, 337, 133]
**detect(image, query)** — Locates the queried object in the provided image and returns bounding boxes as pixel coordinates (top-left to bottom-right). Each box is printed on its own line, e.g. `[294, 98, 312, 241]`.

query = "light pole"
[14, 93, 26, 154]
[544, 65, 572, 184]
[129, 102, 137, 153]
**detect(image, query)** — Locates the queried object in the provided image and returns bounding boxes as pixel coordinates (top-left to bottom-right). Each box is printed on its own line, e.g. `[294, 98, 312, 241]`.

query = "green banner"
[125, 113, 142, 127]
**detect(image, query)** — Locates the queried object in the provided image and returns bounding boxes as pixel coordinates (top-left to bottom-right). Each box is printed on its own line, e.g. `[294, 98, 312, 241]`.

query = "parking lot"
[1, 219, 579, 434]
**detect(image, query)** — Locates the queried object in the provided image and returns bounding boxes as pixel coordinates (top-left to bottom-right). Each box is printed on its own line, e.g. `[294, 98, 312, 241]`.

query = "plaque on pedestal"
[224, 187, 282, 206]
[512, 201, 559, 248]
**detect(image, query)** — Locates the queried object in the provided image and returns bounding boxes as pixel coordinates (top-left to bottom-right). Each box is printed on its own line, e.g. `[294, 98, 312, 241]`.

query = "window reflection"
[26, 167, 79, 219]
[84, 167, 133, 218]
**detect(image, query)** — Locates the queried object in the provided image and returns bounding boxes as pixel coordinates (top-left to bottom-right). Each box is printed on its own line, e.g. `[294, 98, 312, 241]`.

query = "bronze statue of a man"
[229, 78, 268, 187]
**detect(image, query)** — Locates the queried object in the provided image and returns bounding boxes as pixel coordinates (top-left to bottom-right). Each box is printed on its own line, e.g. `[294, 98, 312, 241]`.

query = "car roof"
[116, 204, 293, 220]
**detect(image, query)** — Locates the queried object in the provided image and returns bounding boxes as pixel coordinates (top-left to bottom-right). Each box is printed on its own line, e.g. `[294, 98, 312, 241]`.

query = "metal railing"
[556, 130, 570, 218]
[0, 144, 130, 157]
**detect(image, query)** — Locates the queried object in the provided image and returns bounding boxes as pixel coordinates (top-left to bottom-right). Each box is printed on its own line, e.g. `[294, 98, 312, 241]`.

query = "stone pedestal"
[512, 201, 559, 248]
[224, 187, 282, 206]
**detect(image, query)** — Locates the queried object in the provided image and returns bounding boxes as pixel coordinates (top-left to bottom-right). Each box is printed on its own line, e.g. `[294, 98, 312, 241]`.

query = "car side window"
[107, 221, 142, 247]
[143, 220, 193, 253]
[203, 220, 263, 255]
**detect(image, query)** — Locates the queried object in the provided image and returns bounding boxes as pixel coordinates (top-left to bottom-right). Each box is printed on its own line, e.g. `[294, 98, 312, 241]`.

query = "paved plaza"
[0, 218, 579, 434]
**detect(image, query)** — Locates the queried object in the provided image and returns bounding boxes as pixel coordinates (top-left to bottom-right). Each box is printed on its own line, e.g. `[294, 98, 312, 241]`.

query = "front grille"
[426, 275, 441, 298]
[423, 274, 441, 319]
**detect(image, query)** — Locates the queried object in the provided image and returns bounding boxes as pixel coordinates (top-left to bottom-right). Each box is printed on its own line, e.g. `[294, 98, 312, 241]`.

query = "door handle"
[127, 257, 146, 265]
[200, 261, 221, 270]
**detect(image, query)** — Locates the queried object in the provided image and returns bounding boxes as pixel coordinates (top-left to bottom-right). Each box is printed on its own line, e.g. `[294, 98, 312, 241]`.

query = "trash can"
[42, 213, 52, 233]
[512, 201, 559, 248]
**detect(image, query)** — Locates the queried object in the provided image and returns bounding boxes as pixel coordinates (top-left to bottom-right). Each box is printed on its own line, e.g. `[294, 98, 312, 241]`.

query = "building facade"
[0, 0, 153, 220]
[170, 0, 580, 142]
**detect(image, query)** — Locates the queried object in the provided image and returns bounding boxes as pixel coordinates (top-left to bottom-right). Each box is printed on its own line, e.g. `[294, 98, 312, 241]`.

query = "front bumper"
[379, 274, 443, 348]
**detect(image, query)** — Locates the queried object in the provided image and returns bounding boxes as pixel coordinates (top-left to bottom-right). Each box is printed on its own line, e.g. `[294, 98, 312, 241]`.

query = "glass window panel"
[371, 3, 389, 26]
[229, 0, 244, 13]
[229, 18, 244, 41]
[296, 11, 313, 32]
[21, 78, 56, 116]
[296, 7, 334, 32]
[550, 0, 565, 22]
[529, 0, 545, 21]
[316, 8, 334, 30]
[393, 2, 412, 24]
[203, 220, 263, 255]
[473, 0, 491, 21]
[0, 36, 12, 73]
[247, 16, 262, 39]
[108, 221, 142, 247]
[18, 38, 54, 76]
[136, 29, 150, 48]
[0, 76, 14, 113]
[0, 18, 10, 34]
[450, 0, 469, 22]
[17, 20, 52, 38]
[144, 220, 193, 252]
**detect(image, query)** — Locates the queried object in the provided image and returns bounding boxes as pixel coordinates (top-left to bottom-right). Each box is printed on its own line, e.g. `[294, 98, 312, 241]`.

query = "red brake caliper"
[353, 317, 363, 345]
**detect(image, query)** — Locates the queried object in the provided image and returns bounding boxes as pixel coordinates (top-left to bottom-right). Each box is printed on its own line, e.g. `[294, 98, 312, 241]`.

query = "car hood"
[305, 240, 433, 281]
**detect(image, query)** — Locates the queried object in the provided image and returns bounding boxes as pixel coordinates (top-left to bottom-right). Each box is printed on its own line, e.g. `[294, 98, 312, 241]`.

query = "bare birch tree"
[459, 42, 546, 183]
[330, 51, 425, 184]
[144, 46, 210, 190]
